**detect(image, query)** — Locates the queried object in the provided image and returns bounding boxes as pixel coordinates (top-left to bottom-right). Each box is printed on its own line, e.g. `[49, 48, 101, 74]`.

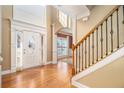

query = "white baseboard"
[2, 70, 11, 75]
[45, 61, 52, 65]
[72, 80, 89, 88]
[45, 61, 58, 65]
[72, 46, 124, 88]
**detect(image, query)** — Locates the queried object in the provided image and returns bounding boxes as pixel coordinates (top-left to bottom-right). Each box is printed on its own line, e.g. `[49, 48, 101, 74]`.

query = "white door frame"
[16, 30, 44, 70]
[11, 20, 47, 73]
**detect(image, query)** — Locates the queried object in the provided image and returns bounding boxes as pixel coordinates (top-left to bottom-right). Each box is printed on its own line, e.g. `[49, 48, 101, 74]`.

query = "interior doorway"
[57, 33, 73, 64]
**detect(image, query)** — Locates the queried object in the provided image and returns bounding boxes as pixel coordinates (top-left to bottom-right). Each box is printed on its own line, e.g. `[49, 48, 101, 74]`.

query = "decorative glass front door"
[16, 31, 43, 70]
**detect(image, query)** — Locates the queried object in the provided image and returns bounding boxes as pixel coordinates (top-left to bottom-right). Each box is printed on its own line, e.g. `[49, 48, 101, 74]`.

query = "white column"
[43, 32, 47, 65]
[52, 24, 57, 63]
[72, 18, 77, 45]
[11, 28, 17, 73]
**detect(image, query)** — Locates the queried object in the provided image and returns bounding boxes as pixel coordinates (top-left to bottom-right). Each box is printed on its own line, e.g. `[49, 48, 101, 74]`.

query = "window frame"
[57, 37, 68, 57]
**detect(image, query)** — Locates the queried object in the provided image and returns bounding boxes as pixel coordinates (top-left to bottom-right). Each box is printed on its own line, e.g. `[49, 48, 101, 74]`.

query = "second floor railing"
[72, 5, 124, 75]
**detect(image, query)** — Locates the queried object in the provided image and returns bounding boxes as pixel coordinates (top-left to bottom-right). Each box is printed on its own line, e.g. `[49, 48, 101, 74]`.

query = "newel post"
[72, 44, 75, 76]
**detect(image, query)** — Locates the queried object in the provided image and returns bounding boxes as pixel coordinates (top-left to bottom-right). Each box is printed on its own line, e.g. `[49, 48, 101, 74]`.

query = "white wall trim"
[2, 70, 11, 75]
[72, 80, 89, 88]
[11, 20, 47, 72]
[72, 46, 124, 88]
[45, 61, 58, 65]
[11, 19, 46, 34]
[2, 61, 54, 75]
[45, 61, 52, 65]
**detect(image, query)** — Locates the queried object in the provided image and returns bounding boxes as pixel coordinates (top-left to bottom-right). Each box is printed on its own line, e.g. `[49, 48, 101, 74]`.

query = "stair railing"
[72, 5, 124, 75]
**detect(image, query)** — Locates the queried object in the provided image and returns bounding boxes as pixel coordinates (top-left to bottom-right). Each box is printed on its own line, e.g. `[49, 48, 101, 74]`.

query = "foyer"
[0, 5, 124, 88]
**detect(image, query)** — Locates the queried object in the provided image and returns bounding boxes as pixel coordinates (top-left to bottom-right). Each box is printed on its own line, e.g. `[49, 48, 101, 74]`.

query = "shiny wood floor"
[2, 62, 72, 88]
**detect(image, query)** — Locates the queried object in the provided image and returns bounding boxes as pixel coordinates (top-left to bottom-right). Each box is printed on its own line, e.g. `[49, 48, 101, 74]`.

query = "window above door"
[58, 10, 72, 28]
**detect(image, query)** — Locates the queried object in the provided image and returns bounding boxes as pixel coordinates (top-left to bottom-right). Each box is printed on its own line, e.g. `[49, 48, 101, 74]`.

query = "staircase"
[72, 5, 124, 87]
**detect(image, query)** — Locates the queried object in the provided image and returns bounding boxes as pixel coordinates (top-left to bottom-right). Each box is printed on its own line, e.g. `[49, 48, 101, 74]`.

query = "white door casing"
[16, 31, 23, 71]
[16, 30, 43, 70]
[11, 20, 47, 72]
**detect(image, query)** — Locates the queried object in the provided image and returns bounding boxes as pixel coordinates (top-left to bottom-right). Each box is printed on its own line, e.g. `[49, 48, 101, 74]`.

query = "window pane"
[58, 10, 67, 27]
[57, 37, 68, 56]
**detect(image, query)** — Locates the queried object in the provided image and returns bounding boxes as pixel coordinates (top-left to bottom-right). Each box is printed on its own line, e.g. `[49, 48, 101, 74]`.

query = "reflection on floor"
[58, 57, 72, 64]
[2, 62, 72, 88]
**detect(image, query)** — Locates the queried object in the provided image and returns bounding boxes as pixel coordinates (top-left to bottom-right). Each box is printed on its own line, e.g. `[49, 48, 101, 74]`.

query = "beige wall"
[13, 6, 47, 27]
[46, 6, 60, 62]
[78, 55, 124, 88]
[77, 5, 116, 41]
[46, 6, 53, 61]
[51, 6, 58, 24]
[1, 5, 13, 70]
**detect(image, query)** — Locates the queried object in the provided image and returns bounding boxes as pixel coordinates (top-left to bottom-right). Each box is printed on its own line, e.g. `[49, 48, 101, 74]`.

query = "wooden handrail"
[72, 5, 123, 75]
[73, 5, 120, 49]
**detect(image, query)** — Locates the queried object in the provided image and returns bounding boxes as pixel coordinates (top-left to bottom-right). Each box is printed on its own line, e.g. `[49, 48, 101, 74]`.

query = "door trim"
[11, 20, 47, 73]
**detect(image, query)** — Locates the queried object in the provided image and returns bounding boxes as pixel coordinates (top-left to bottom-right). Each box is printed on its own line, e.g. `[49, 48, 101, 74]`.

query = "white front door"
[22, 31, 42, 69]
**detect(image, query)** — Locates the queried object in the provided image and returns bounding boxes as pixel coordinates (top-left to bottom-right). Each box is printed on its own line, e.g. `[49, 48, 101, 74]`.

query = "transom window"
[58, 10, 72, 28]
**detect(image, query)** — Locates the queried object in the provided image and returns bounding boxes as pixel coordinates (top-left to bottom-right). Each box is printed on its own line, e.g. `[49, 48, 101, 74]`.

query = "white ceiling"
[54, 5, 90, 19]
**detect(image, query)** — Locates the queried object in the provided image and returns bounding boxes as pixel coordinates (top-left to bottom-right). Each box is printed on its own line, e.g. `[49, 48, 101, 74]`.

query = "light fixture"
[82, 16, 89, 22]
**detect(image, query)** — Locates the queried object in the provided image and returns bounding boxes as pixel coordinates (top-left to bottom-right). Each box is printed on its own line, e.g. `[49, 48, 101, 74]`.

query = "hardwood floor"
[2, 62, 72, 88]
